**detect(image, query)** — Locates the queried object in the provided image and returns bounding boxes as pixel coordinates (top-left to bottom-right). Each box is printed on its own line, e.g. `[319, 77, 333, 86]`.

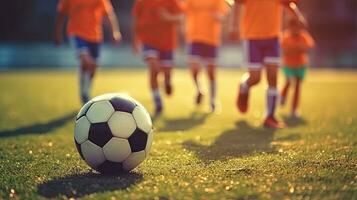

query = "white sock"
[152, 89, 161, 101]
[266, 87, 278, 117]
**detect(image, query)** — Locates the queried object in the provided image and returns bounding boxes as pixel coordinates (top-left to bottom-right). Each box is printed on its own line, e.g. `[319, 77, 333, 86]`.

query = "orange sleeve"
[101, 0, 113, 14]
[57, 0, 69, 14]
[302, 31, 315, 48]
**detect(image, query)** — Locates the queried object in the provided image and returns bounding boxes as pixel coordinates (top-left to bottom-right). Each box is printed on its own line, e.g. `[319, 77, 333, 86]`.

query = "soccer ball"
[74, 93, 153, 174]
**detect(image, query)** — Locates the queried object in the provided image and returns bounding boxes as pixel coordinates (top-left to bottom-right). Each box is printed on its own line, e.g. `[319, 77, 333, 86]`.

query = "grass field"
[0, 68, 356, 199]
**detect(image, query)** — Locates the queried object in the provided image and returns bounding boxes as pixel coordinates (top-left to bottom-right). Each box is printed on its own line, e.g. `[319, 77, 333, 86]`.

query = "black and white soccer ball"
[74, 93, 153, 174]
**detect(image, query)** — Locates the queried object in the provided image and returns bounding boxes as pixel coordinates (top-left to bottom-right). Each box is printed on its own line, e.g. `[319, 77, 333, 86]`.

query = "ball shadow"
[157, 112, 210, 132]
[0, 111, 77, 138]
[38, 171, 143, 198]
[183, 121, 277, 162]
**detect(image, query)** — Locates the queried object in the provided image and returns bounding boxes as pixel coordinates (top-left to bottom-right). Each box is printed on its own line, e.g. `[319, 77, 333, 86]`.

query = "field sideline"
[0, 68, 356, 199]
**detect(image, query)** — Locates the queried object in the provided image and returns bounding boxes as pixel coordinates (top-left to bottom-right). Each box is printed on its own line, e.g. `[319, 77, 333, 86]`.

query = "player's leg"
[265, 64, 279, 118]
[292, 77, 301, 117]
[143, 46, 162, 115]
[207, 62, 217, 112]
[74, 37, 98, 104]
[263, 38, 285, 128]
[204, 43, 219, 112]
[160, 51, 174, 96]
[237, 40, 263, 113]
[280, 67, 293, 106]
[291, 67, 306, 117]
[280, 79, 290, 106]
[188, 43, 203, 104]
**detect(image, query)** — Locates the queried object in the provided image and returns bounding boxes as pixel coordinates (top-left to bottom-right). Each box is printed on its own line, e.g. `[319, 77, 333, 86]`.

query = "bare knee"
[190, 61, 200, 74]
[147, 57, 160, 74]
[247, 71, 261, 86]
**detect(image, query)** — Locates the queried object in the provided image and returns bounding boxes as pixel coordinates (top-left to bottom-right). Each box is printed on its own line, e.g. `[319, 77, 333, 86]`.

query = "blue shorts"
[142, 45, 174, 67]
[243, 37, 280, 69]
[72, 36, 101, 61]
[188, 42, 218, 64]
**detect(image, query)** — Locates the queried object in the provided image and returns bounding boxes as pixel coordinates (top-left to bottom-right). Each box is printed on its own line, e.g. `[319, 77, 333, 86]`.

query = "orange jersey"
[132, 0, 184, 51]
[185, 0, 228, 46]
[282, 30, 315, 67]
[57, 0, 113, 42]
[237, 0, 283, 39]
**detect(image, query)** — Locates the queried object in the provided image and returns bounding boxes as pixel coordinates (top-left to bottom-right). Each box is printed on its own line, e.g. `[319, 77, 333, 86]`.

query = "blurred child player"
[132, 0, 184, 116]
[185, 0, 228, 112]
[230, 0, 305, 128]
[280, 17, 315, 117]
[55, 0, 121, 104]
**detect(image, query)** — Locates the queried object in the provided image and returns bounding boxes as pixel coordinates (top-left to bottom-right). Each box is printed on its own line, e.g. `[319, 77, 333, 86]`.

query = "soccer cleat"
[237, 84, 249, 113]
[264, 116, 286, 129]
[196, 92, 203, 105]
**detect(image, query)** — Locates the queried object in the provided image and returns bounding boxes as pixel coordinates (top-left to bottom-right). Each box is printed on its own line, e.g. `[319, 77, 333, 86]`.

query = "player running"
[230, 0, 306, 128]
[184, 0, 229, 112]
[280, 17, 315, 117]
[132, 0, 184, 116]
[55, 0, 121, 104]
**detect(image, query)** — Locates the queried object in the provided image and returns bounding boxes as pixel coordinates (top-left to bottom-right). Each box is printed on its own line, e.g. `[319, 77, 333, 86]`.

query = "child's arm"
[281, 1, 307, 28]
[104, 11, 122, 44]
[54, 10, 66, 45]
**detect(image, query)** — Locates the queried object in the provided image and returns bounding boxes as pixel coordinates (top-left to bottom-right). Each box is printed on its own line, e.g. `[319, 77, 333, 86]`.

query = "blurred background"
[0, 0, 356, 69]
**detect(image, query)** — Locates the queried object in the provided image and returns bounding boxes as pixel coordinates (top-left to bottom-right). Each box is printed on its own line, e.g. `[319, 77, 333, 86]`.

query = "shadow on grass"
[157, 112, 210, 132]
[0, 112, 76, 138]
[282, 115, 308, 128]
[183, 121, 277, 161]
[38, 172, 143, 198]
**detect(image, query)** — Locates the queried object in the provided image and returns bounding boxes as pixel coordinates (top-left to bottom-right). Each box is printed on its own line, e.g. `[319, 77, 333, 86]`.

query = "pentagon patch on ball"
[74, 93, 154, 174]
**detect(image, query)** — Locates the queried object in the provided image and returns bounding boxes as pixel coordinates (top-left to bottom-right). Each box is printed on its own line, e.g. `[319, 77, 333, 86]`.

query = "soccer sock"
[266, 87, 278, 118]
[152, 89, 162, 105]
